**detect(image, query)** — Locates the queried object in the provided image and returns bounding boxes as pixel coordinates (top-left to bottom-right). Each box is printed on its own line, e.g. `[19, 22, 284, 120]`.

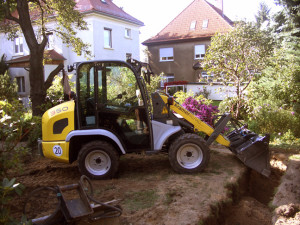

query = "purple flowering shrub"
[182, 97, 219, 127]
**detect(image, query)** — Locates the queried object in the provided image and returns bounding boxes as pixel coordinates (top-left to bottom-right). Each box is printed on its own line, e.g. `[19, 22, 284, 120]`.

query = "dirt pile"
[272, 155, 300, 225]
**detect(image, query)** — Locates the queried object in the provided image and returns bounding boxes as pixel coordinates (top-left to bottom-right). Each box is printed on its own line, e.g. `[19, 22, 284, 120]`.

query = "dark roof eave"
[82, 10, 144, 26]
[142, 36, 212, 46]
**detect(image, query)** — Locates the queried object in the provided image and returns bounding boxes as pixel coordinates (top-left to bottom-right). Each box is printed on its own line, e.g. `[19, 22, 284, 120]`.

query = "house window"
[190, 20, 197, 30]
[16, 76, 25, 92]
[202, 19, 209, 28]
[14, 37, 24, 54]
[125, 28, 131, 38]
[159, 48, 174, 61]
[201, 71, 214, 82]
[104, 28, 112, 48]
[160, 74, 174, 87]
[195, 45, 205, 59]
[46, 32, 54, 50]
[166, 85, 185, 96]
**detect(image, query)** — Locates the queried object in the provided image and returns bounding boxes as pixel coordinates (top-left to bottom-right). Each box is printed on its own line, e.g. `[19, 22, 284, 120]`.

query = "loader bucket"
[227, 130, 271, 177]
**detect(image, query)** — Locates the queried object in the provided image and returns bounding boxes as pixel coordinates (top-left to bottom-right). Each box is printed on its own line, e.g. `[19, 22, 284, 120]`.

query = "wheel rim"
[177, 143, 203, 169]
[85, 150, 111, 175]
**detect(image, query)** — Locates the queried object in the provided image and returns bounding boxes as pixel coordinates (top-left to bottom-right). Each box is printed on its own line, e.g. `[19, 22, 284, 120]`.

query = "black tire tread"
[78, 140, 119, 180]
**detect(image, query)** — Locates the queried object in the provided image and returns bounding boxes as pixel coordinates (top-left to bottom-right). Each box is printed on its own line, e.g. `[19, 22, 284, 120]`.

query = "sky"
[112, 0, 281, 60]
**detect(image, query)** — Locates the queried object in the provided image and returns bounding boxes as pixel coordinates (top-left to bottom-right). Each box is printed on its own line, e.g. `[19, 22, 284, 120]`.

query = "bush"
[40, 74, 75, 112]
[218, 97, 249, 120]
[0, 71, 18, 102]
[173, 90, 212, 105]
[0, 100, 31, 177]
[26, 116, 42, 149]
[247, 104, 300, 138]
[272, 130, 300, 147]
[182, 97, 219, 126]
[0, 178, 27, 224]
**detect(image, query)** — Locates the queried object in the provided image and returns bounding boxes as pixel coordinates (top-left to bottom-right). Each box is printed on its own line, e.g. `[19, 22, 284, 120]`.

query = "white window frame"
[160, 74, 174, 87]
[195, 45, 205, 59]
[166, 85, 185, 96]
[14, 37, 24, 55]
[45, 32, 54, 50]
[201, 71, 214, 81]
[159, 48, 174, 62]
[16, 76, 25, 93]
[104, 28, 112, 48]
[125, 28, 131, 38]
[202, 19, 209, 28]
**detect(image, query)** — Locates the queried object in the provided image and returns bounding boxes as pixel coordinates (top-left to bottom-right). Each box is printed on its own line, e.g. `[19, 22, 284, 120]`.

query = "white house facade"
[0, 0, 144, 99]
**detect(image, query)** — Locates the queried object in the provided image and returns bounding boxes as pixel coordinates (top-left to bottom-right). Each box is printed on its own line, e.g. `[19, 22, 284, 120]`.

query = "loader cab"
[76, 61, 152, 152]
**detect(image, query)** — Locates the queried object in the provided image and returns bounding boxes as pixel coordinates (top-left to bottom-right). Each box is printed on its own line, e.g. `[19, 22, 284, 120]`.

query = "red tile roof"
[6, 49, 66, 64]
[75, 0, 144, 26]
[143, 0, 233, 45]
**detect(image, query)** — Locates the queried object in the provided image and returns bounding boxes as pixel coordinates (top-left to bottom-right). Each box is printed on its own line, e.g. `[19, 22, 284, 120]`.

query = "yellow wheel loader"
[38, 59, 271, 179]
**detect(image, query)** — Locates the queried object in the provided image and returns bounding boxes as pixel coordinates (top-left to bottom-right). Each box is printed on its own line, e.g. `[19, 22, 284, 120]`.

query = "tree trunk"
[29, 48, 47, 116]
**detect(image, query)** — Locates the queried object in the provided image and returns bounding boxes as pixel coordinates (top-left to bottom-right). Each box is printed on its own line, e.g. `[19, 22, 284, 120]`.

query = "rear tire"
[78, 141, 119, 179]
[168, 133, 210, 173]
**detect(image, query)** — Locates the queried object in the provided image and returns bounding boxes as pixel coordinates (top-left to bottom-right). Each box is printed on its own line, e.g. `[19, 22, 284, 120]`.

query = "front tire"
[168, 133, 210, 173]
[78, 141, 119, 179]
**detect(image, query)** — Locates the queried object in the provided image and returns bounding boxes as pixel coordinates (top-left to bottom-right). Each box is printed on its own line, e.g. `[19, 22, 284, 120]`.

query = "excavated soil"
[8, 145, 297, 225]
[271, 152, 300, 225]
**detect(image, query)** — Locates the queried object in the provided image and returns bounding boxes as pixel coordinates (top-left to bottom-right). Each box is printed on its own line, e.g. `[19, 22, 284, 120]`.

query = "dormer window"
[202, 19, 209, 28]
[190, 20, 197, 30]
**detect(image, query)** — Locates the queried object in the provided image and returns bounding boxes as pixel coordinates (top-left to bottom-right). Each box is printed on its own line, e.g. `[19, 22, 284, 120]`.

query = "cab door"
[77, 61, 151, 152]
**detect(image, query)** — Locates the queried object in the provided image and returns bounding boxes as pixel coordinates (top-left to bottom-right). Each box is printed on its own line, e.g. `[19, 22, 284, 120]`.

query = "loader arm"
[159, 95, 230, 147]
[159, 93, 271, 177]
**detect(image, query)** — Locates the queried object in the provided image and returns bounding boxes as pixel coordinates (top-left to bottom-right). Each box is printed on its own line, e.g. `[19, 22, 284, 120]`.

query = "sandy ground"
[271, 154, 300, 225]
[7, 145, 296, 225]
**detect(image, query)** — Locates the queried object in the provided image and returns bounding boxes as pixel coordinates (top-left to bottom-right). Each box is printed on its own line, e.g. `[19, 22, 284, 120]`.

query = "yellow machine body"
[41, 101, 75, 163]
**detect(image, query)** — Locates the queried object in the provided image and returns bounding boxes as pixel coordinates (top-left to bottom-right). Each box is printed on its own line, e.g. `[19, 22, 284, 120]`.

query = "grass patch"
[289, 154, 300, 160]
[164, 190, 177, 205]
[270, 143, 300, 152]
[124, 189, 159, 211]
[163, 188, 183, 205]
[212, 100, 221, 107]
[94, 184, 116, 196]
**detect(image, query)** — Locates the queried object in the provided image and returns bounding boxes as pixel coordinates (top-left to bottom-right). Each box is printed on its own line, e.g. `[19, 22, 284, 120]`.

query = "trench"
[203, 164, 283, 225]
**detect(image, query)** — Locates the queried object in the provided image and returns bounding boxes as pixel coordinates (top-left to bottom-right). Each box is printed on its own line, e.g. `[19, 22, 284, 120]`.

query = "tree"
[255, 2, 271, 28]
[273, 0, 300, 113]
[0, 0, 91, 115]
[202, 22, 274, 118]
[274, 0, 300, 35]
[0, 54, 9, 75]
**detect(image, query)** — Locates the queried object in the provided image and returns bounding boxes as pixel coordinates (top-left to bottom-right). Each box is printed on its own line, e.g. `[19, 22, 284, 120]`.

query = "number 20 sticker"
[53, 145, 63, 157]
